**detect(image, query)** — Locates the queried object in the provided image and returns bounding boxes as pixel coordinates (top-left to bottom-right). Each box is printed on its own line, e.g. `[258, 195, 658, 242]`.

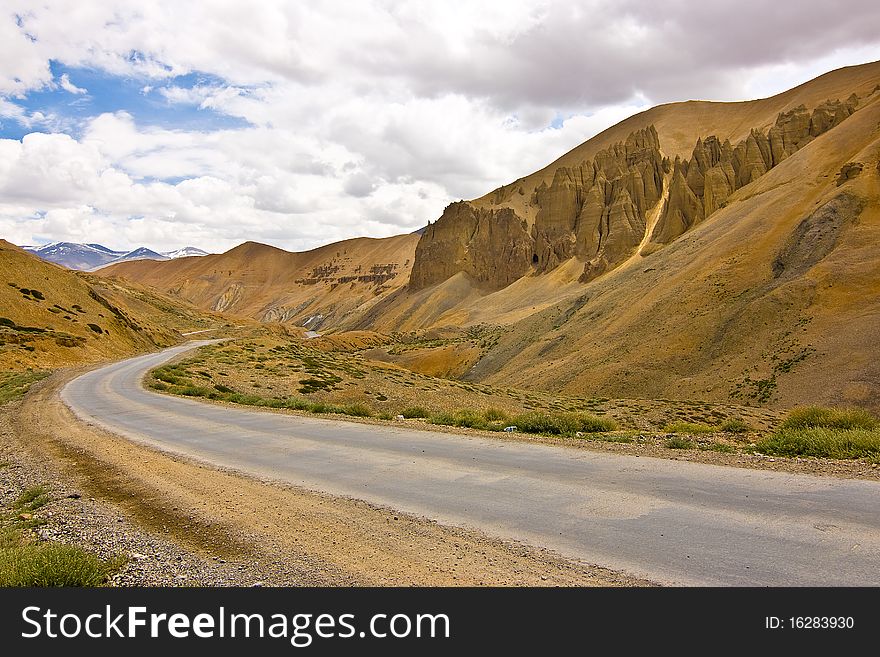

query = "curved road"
[62, 341, 880, 586]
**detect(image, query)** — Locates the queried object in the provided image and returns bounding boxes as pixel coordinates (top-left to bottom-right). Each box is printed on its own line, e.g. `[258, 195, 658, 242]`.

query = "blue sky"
[0, 61, 249, 141]
[1, 1, 879, 253]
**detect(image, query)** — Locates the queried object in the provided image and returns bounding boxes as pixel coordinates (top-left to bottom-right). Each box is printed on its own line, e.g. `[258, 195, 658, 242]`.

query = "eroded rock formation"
[409, 96, 860, 293]
[410, 126, 668, 289]
[409, 202, 533, 290]
[652, 98, 857, 244]
[532, 126, 667, 281]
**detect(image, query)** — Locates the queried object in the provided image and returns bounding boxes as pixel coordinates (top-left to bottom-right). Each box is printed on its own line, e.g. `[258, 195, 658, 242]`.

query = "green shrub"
[601, 434, 634, 444]
[665, 436, 696, 449]
[283, 398, 312, 411]
[574, 413, 618, 432]
[780, 407, 878, 431]
[511, 411, 617, 436]
[228, 393, 264, 406]
[401, 406, 429, 418]
[178, 385, 213, 398]
[214, 383, 234, 393]
[428, 412, 457, 426]
[721, 418, 751, 434]
[16, 485, 50, 512]
[451, 410, 487, 429]
[341, 403, 372, 417]
[665, 421, 716, 434]
[755, 427, 880, 460]
[483, 408, 508, 422]
[0, 540, 115, 587]
[700, 442, 736, 453]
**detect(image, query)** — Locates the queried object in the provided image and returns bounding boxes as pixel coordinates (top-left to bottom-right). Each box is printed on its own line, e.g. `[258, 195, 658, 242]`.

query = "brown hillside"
[98, 234, 419, 330]
[98, 62, 880, 412]
[0, 240, 221, 370]
[468, 90, 880, 412]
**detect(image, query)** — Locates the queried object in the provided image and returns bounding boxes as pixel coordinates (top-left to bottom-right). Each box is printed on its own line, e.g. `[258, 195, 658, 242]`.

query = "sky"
[1, 1, 880, 254]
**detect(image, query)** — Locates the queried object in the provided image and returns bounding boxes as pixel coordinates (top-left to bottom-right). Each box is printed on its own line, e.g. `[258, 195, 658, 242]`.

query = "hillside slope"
[467, 91, 880, 411]
[98, 234, 419, 330]
[97, 61, 880, 411]
[0, 241, 221, 371]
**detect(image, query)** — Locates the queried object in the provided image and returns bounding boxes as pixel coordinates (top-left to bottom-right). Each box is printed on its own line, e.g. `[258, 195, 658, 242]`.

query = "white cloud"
[1, 1, 879, 252]
[58, 73, 86, 94]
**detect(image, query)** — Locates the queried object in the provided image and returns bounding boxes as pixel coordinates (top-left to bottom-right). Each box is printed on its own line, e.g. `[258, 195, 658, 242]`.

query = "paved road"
[62, 342, 880, 585]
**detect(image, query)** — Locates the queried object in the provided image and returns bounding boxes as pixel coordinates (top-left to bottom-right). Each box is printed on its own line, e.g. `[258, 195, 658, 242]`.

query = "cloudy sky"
[2, 1, 879, 254]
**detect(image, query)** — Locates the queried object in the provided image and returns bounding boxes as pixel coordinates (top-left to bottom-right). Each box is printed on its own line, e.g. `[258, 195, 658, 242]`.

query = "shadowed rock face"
[531, 125, 667, 281]
[409, 94, 863, 293]
[652, 98, 857, 245]
[409, 201, 532, 290]
[410, 126, 668, 290]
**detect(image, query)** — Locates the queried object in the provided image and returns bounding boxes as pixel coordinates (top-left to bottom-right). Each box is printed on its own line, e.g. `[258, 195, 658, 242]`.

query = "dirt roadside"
[2, 369, 651, 587]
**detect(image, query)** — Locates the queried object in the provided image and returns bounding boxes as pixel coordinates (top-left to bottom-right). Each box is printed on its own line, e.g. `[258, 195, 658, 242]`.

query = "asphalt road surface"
[62, 341, 880, 585]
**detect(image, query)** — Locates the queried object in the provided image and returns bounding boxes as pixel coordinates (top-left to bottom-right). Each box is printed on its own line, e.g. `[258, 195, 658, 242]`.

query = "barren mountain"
[98, 235, 419, 330]
[0, 240, 220, 370]
[22, 242, 209, 270]
[100, 61, 880, 411]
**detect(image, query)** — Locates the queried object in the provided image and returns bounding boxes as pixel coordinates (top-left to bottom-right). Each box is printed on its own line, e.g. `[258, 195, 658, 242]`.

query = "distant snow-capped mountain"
[162, 246, 210, 259]
[22, 242, 209, 270]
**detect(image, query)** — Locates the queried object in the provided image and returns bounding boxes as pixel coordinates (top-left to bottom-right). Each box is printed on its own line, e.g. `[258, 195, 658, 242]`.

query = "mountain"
[0, 240, 221, 370]
[22, 242, 209, 270]
[23, 242, 125, 270]
[100, 61, 880, 411]
[163, 246, 210, 259]
[97, 235, 419, 329]
[106, 247, 169, 266]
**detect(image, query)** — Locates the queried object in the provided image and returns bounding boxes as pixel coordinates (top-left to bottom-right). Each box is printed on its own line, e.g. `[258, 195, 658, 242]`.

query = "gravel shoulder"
[1, 369, 650, 586]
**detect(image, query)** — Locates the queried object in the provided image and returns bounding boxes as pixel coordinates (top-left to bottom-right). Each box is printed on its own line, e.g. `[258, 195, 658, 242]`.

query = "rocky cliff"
[409, 202, 532, 290]
[651, 97, 858, 244]
[410, 126, 669, 289]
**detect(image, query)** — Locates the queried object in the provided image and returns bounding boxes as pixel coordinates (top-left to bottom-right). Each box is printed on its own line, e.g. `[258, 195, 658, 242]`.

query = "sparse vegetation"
[756, 406, 880, 459]
[400, 406, 429, 418]
[15, 485, 50, 512]
[0, 370, 51, 404]
[780, 406, 877, 431]
[664, 421, 716, 434]
[665, 436, 696, 449]
[147, 337, 779, 458]
[756, 428, 880, 460]
[0, 528, 118, 587]
[700, 442, 736, 453]
[511, 411, 617, 436]
[721, 418, 751, 434]
[0, 484, 122, 586]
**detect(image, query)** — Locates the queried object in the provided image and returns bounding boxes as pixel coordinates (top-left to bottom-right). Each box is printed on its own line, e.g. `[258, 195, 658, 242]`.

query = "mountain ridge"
[22, 242, 210, 271]
[97, 61, 880, 411]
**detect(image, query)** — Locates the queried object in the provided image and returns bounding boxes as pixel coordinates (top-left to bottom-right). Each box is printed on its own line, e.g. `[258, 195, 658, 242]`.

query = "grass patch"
[665, 437, 696, 450]
[600, 434, 634, 444]
[755, 427, 880, 460]
[0, 371, 51, 405]
[483, 408, 508, 422]
[721, 418, 751, 434]
[15, 485, 50, 512]
[511, 411, 617, 436]
[664, 421, 716, 434]
[400, 406, 429, 419]
[340, 403, 372, 418]
[700, 442, 737, 453]
[428, 412, 457, 426]
[780, 406, 878, 431]
[0, 531, 117, 587]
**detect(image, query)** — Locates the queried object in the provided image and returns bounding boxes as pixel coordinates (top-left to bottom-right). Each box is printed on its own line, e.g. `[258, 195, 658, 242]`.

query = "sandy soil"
[4, 369, 650, 586]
